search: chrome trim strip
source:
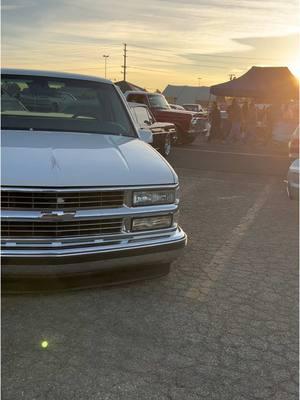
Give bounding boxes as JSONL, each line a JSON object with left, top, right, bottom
{"left": 1, "top": 225, "right": 178, "bottom": 247}
{"left": 1, "top": 226, "right": 178, "bottom": 245}
{"left": 1, "top": 228, "right": 185, "bottom": 257}
{"left": 1, "top": 184, "right": 178, "bottom": 192}
{"left": 1, "top": 204, "right": 178, "bottom": 220}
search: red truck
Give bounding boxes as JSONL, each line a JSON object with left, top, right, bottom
{"left": 124, "top": 91, "right": 207, "bottom": 144}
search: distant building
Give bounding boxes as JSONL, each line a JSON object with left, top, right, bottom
{"left": 163, "top": 85, "right": 215, "bottom": 106}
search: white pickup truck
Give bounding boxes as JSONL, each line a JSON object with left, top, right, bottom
{"left": 1, "top": 69, "right": 186, "bottom": 283}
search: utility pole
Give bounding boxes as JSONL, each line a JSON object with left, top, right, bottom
{"left": 103, "top": 55, "right": 109, "bottom": 79}
{"left": 198, "top": 77, "right": 201, "bottom": 86}
{"left": 122, "top": 43, "right": 127, "bottom": 81}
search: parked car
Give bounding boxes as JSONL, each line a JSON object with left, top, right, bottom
{"left": 286, "top": 158, "right": 299, "bottom": 200}
{"left": 169, "top": 104, "right": 185, "bottom": 111}
{"left": 1, "top": 69, "right": 187, "bottom": 283}
{"left": 124, "top": 91, "right": 205, "bottom": 144}
{"left": 128, "top": 102, "right": 176, "bottom": 157}
{"left": 288, "top": 126, "right": 299, "bottom": 159}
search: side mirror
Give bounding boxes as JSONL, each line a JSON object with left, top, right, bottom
{"left": 138, "top": 128, "right": 153, "bottom": 144}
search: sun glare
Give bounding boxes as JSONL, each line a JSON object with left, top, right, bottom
{"left": 289, "top": 58, "right": 300, "bottom": 78}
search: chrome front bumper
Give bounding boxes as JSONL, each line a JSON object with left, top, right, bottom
{"left": 2, "top": 227, "right": 186, "bottom": 277}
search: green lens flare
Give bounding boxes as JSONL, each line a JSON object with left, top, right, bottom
{"left": 41, "top": 340, "right": 49, "bottom": 349}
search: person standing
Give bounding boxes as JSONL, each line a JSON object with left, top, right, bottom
{"left": 208, "top": 102, "right": 221, "bottom": 142}
{"left": 241, "top": 101, "right": 249, "bottom": 141}
{"left": 245, "top": 101, "right": 257, "bottom": 143}
{"left": 227, "top": 99, "right": 241, "bottom": 142}
{"left": 264, "top": 104, "right": 275, "bottom": 145}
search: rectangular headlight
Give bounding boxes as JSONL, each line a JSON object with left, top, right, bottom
{"left": 133, "top": 190, "right": 176, "bottom": 206}
{"left": 132, "top": 215, "right": 172, "bottom": 231}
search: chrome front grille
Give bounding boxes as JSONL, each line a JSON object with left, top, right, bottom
{"left": 1, "top": 190, "right": 125, "bottom": 211}
{"left": 1, "top": 185, "right": 179, "bottom": 257}
{"left": 1, "top": 219, "right": 123, "bottom": 239}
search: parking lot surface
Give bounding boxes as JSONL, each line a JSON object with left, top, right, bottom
{"left": 2, "top": 166, "right": 299, "bottom": 400}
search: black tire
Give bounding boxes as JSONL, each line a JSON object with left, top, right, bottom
{"left": 174, "top": 129, "right": 186, "bottom": 145}
{"left": 182, "top": 135, "right": 197, "bottom": 145}
{"left": 175, "top": 128, "right": 197, "bottom": 145}
{"left": 161, "top": 133, "right": 172, "bottom": 157}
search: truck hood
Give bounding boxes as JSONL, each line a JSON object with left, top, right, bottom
{"left": 151, "top": 122, "right": 175, "bottom": 130}
{"left": 156, "top": 108, "right": 193, "bottom": 118}
{"left": 1, "top": 130, "right": 176, "bottom": 187}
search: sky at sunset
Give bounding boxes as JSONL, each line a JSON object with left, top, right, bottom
{"left": 2, "top": 0, "right": 299, "bottom": 90}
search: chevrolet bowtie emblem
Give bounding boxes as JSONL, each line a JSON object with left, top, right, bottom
{"left": 41, "top": 210, "right": 75, "bottom": 219}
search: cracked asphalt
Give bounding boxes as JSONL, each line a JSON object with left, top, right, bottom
{"left": 2, "top": 167, "right": 299, "bottom": 400}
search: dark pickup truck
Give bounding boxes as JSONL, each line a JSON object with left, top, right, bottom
{"left": 125, "top": 91, "right": 206, "bottom": 144}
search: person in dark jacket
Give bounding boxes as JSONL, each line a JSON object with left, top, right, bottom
{"left": 245, "top": 101, "right": 257, "bottom": 143}
{"left": 241, "top": 101, "right": 249, "bottom": 140}
{"left": 264, "top": 104, "right": 275, "bottom": 145}
{"left": 227, "top": 99, "right": 241, "bottom": 142}
{"left": 208, "top": 102, "right": 221, "bottom": 142}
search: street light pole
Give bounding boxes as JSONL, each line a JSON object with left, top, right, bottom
{"left": 103, "top": 55, "right": 109, "bottom": 78}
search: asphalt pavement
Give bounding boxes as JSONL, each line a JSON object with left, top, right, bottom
{"left": 2, "top": 143, "right": 299, "bottom": 400}
{"left": 169, "top": 137, "right": 290, "bottom": 177}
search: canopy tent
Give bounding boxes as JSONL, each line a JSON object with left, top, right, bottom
{"left": 115, "top": 80, "right": 146, "bottom": 93}
{"left": 210, "top": 66, "right": 299, "bottom": 101}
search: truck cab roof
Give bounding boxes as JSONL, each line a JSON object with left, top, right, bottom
{"left": 2, "top": 68, "right": 112, "bottom": 85}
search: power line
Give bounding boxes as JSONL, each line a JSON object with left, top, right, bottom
{"left": 126, "top": 52, "right": 264, "bottom": 70}
{"left": 128, "top": 51, "right": 272, "bottom": 69}
{"left": 129, "top": 43, "right": 281, "bottom": 61}
{"left": 129, "top": 65, "right": 171, "bottom": 74}
{"left": 130, "top": 62, "right": 234, "bottom": 71}
{"left": 129, "top": 43, "right": 174, "bottom": 53}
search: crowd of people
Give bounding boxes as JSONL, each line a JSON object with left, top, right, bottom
{"left": 208, "top": 99, "right": 276, "bottom": 145}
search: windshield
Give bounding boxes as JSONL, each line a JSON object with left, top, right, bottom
{"left": 148, "top": 94, "right": 170, "bottom": 110}
{"left": 1, "top": 75, "right": 136, "bottom": 137}
{"left": 184, "top": 105, "right": 198, "bottom": 112}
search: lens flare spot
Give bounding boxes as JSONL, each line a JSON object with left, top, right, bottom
{"left": 41, "top": 340, "right": 49, "bottom": 349}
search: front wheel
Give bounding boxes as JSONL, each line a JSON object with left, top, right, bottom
{"left": 175, "top": 128, "right": 197, "bottom": 145}
{"left": 161, "top": 133, "right": 172, "bottom": 157}
{"left": 182, "top": 134, "right": 197, "bottom": 144}
{"left": 174, "top": 128, "right": 187, "bottom": 145}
